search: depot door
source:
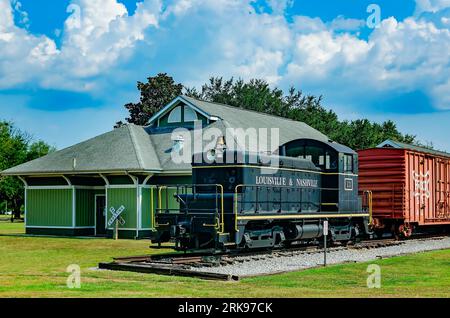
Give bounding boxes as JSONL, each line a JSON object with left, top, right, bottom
{"left": 95, "top": 195, "right": 106, "bottom": 236}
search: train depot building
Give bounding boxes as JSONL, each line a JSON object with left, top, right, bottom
{"left": 2, "top": 95, "right": 352, "bottom": 239}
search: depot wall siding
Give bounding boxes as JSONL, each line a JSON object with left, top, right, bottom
{"left": 140, "top": 187, "right": 154, "bottom": 229}
{"left": 107, "top": 187, "right": 137, "bottom": 229}
{"left": 26, "top": 188, "right": 73, "bottom": 227}
{"left": 75, "top": 189, "right": 104, "bottom": 227}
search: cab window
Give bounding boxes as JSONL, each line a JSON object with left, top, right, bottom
{"left": 343, "top": 154, "right": 353, "bottom": 173}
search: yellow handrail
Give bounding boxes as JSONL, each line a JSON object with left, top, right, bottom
{"left": 155, "top": 184, "right": 225, "bottom": 233}
{"left": 234, "top": 185, "right": 244, "bottom": 232}
{"left": 150, "top": 186, "right": 155, "bottom": 229}
{"left": 215, "top": 184, "right": 225, "bottom": 234}
{"left": 203, "top": 217, "right": 220, "bottom": 230}
{"left": 158, "top": 185, "right": 167, "bottom": 214}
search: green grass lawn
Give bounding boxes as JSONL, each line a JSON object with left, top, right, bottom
{"left": 0, "top": 222, "right": 449, "bottom": 298}
{"left": 0, "top": 216, "right": 24, "bottom": 234}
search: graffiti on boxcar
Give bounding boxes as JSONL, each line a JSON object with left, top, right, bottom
{"left": 412, "top": 170, "right": 430, "bottom": 205}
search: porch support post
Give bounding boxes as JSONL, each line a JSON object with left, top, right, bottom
{"left": 18, "top": 176, "right": 28, "bottom": 226}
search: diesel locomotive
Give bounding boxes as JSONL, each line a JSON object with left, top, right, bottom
{"left": 152, "top": 138, "right": 372, "bottom": 251}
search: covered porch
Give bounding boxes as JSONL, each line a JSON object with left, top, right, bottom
{"left": 20, "top": 173, "right": 191, "bottom": 239}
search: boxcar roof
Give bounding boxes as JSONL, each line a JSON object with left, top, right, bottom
{"left": 377, "top": 140, "right": 450, "bottom": 159}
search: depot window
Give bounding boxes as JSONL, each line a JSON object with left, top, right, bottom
{"left": 184, "top": 107, "right": 198, "bottom": 122}
{"left": 168, "top": 106, "right": 182, "bottom": 123}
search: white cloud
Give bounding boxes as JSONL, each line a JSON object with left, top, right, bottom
{"left": 0, "top": 0, "right": 161, "bottom": 91}
{"left": 286, "top": 31, "right": 370, "bottom": 82}
{"left": 155, "top": 0, "right": 291, "bottom": 86}
{"left": 53, "top": 0, "right": 161, "bottom": 85}
{"left": 0, "top": 0, "right": 14, "bottom": 30}
{"left": 0, "top": 0, "right": 449, "bottom": 113}
{"left": 292, "top": 16, "right": 327, "bottom": 33}
{"left": 0, "top": 0, "right": 59, "bottom": 88}
{"left": 329, "top": 15, "right": 365, "bottom": 32}
{"left": 236, "top": 48, "right": 284, "bottom": 84}
{"left": 265, "top": 0, "right": 293, "bottom": 15}
{"left": 285, "top": 14, "right": 450, "bottom": 110}
{"left": 415, "top": 0, "right": 450, "bottom": 14}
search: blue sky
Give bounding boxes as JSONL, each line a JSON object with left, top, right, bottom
{"left": 0, "top": 0, "right": 449, "bottom": 152}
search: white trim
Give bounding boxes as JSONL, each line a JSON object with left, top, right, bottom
{"left": 142, "top": 174, "right": 152, "bottom": 186}
{"left": 24, "top": 186, "right": 27, "bottom": 226}
{"left": 107, "top": 185, "right": 138, "bottom": 189}
{"left": 26, "top": 226, "right": 95, "bottom": 229}
{"left": 99, "top": 174, "right": 110, "bottom": 186}
{"left": 18, "top": 177, "right": 28, "bottom": 226}
{"left": 141, "top": 185, "right": 158, "bottom": 189}
{"left": 106, "top": 227, "right": 139, "bottom": 231}
{"left": 62, "top": 175, "right": 72, "bottom": 186}
{"left": 146, "top": 96, "right": 212, "bottom": 126}
{"left": 105, "top": 188, "right": 108, "bottom": 234}
{"left": 27, "top": 186, "right": 74, "bottom": 190}
{"left": 137, "top": 185, "right": 141, "bottom": 236}
{"left": 72, "top": 187, "right": 76, "bottom": 227}
{"left": 18, "top": 176, "right": 28, "bottom": 186}
{"left": 74, "top": 186, "right": 105, "bottom": 190}
{"left": 2, "top": 170, "right": 163, "bottom": 177}
{"left": 344, "top": 178, "right": 354, "bottom": 191}
{"left": 126, "top": 172, "right": 138, "bottom": 186}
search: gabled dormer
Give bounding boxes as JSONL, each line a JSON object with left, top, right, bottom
{"left": 146, "top": 96, "right": 217, "bottom": 131}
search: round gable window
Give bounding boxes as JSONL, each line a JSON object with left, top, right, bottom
{"left": 168, "top": 106, "right": 182, "bottom": 123}
{"left": 184, "top": 106, "right": 198, "bottom": 122}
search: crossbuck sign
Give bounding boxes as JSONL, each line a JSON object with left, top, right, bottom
{"left": 107, "top": 205, "right": 126, "bottom": 227}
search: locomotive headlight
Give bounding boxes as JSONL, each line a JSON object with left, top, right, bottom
{"left": 206, "top": 149, "right": 216, "bottom": 162}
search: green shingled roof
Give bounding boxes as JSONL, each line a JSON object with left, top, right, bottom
{"left": 1, "top": 124, "right": 162, "bottom": 175}
{"left": 180, "top": 96, "right": 329, "bottom": 145}
{"left": 2, "top": 95, "right": 335, "bottom": 176}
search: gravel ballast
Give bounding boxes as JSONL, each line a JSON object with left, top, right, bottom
{"left": 190, "top": 237, "right": 450, "bottom": 277}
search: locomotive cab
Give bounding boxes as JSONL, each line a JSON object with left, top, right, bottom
{"left": 280, "top": 139, "right": 360, "bottom": 213}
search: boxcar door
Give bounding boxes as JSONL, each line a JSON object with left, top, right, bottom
{"left": 95, "top": 195, "right": 106, "bottom": 236}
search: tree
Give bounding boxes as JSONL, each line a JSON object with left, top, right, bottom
{"left": 119, "top": 73, "right": 416, "bottom": 150}
{"left": 185, "top": 77, "right": 416, "bottom": 150}
{"left": 115, "top": 73, "right": 183, "bottom": 127}
{"left": 0, "top": 121, "right": 54, "bottom": 220}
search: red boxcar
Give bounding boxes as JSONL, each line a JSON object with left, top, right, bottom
{"left": 358, "top": 141, "right": 450, "bottom": 237}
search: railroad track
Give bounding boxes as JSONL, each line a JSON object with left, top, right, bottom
{"left": 98, "top": 234, "right": 449, "bottom": 281}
